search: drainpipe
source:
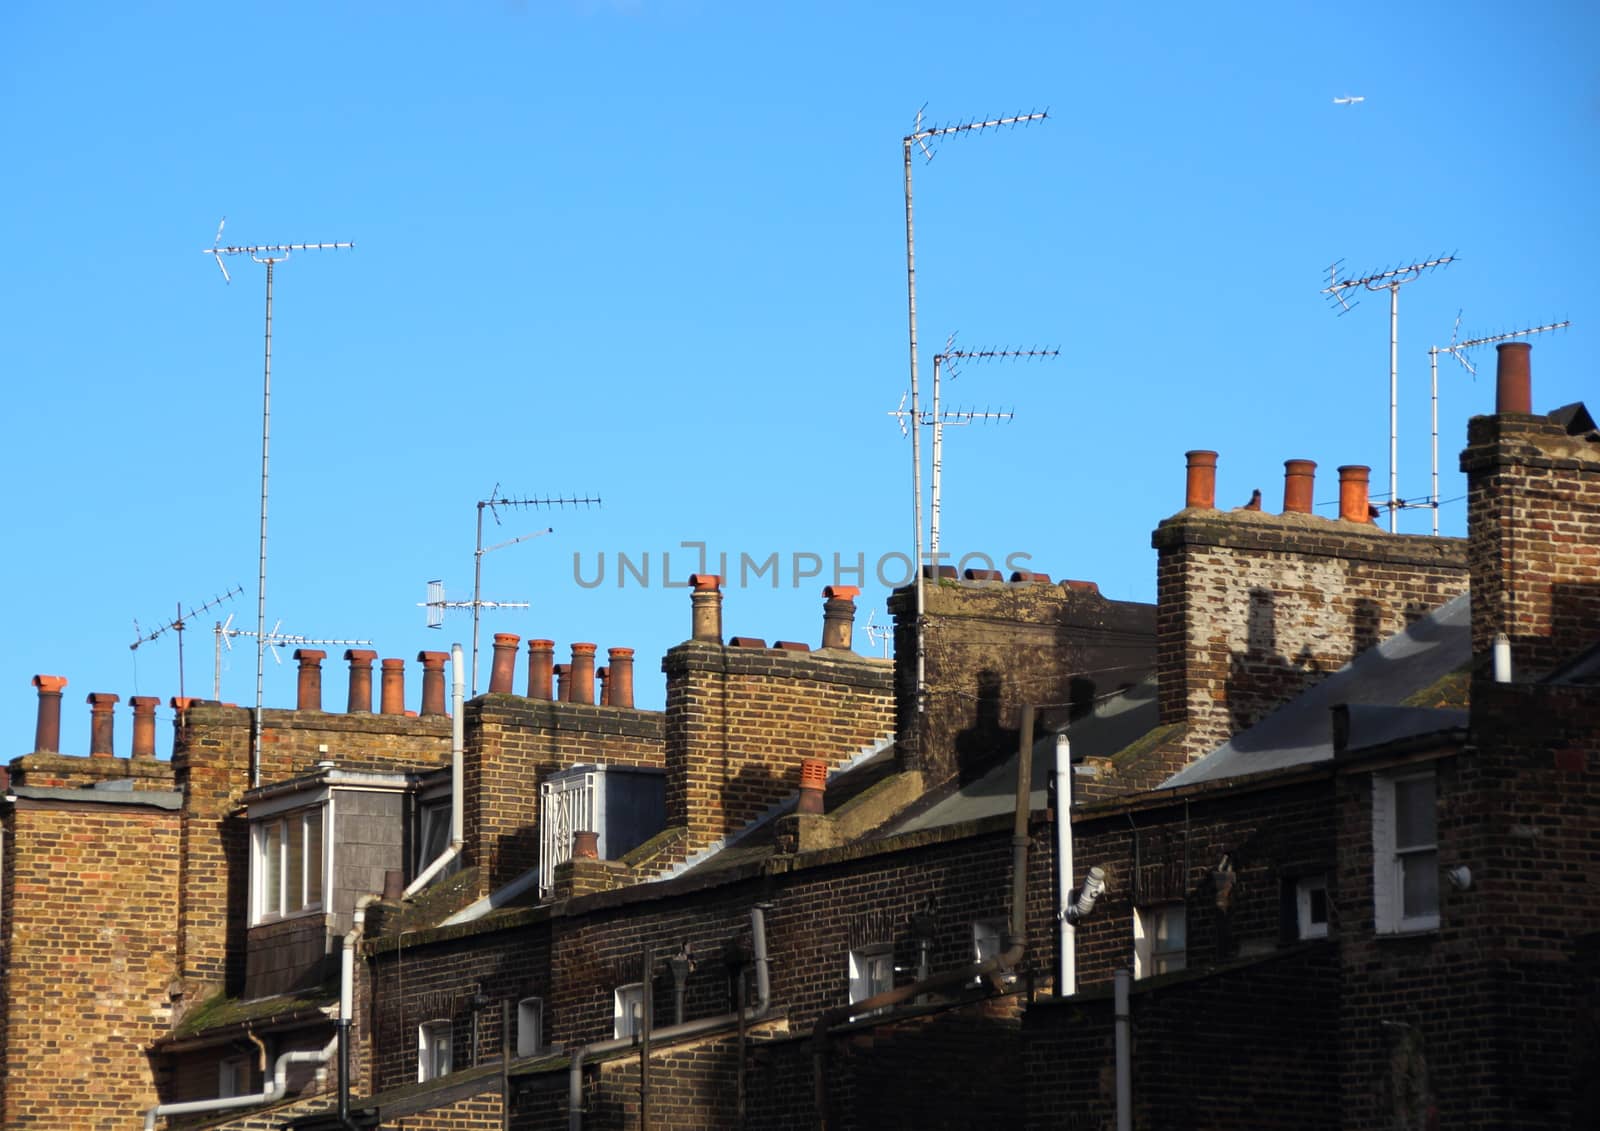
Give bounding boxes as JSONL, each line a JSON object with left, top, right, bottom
{"left": 405, "top": 642, "right": 465, "bottom": 898}
{"left": 569, "top": 904, "right": 772, "bottom": 1131}
{"left": 812, "top": 705, "right": 1036, "bottom": 1130}
{"left": 142, "top": 1037, "right": 338, "bottom": 1130}
{"left": 1115, "top": 969, "right": 1132, "bottom": 1131}
{"left": 1054, "top": 733, "right": 1076, "bottom": 996}
{"left": 340, "top": 891, "right": 382, "bottom": 1127}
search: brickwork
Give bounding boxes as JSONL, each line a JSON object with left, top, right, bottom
{"left": 888, "top": 577, "right": 1156, "bottom": 787}
{"left": 1152, "top": 508, "right": 1467, "bottom": 766}
{"left": 1462, "top": 411, "right": 1600, "bottom": 676}
{"left": 464, "top": 696, "right": 665, "bottom": 896}
{"left": 8, "top": 750, "right": 175, "bottom": 790}
{"left": 0, "top": 798, "right": 181, "bottom": 1129}
{"left": 661, "top": 642, "right": 893, "bottom": 854}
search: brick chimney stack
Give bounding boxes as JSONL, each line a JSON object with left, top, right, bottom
{"left": 690, "top": 574, "right": 723, "bottom": 643}
{"left": 32, "top": 674, "right": 67, "bottom": 753}
{"left": 87, "top": 692, "right": 119, "bottom": 757}
{"left": 526, "top": 639, "right": 555, "bottom": 700}
{"left": 293, "top": 649, "right": 326, "bottom": 711}
{"left": 345, "top": 649, "right": 377, "bottom": 713}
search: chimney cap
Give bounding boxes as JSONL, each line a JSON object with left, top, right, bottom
{"left": 823, "top": 585, "right": 860, "bottom": 601}
{"left": 690, "top": 574, "right": 722, "bottom": 593}
{"left": 32, "top": 674, "right": 67, "bottom": 693}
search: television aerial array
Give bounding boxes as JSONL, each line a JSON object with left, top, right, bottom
{"left": 213, "top": 614, "right": 374, "bottom": 701}
{"left": 130, "top": 586, "right": 243, "bottom": 700}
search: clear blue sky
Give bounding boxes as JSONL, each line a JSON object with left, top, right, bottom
{"left": 3, "top": 1, "right": 1595, "bottom": 753}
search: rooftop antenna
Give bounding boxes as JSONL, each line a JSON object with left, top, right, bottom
{"left": 903, "top": 105, "right": 1048, "bottom": 721}
{"left": 213, "top": 613, "right": 373, "bottom": 700}
{"left": 130, "top": 586, "right": 243, "bottom": 700}
{"left": 862, "top": 611, "right": 893, "bottom": 660}
{"left": 417, "top": 579, "right": 530, "bottom": 686}
{"left": 205, "top": 218, "right": 354, "bottom": 786}
{"left": 466, "top": 486, "right": 601, "bottom": 695}
{"left": 1321, "top": 253, "right": 1456, "bottom": 532}
{"left": 1425, "top": 316, "right": 1571, "bottom": 535}
{"left": 928, "top": 338, "right": 1056, "bottom": 561}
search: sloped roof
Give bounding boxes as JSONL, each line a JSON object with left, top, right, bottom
{"left": 1162, "top": 592, "right": 1470, "bottom": 789}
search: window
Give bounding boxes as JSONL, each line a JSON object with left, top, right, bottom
{"left": 1133, "top": 903, "right": 1186, "bottom": 979}
{"left": 417, "top": 797, "right": 451, "bottom": 873}
{"left": 218, "top": 1055, "right": 251, "bottom": 1098}
{"left": 1374, "top": 771, "right": 1439, "bottom": 933}
{"left": 516, "top": 997, "right": 544, "bottom": 1057}
{"left": 848, "top": 946, "right": 894, "bottom": 1018}
{"left": 614, "top": 983, "right": 644, "bottom": 1040}
{"left": 1296, "top": 875, "right": 1329, "bottom": 939}
{"left": 252, "top": 806, "right": 324, "bottom": 923}
{"left": 971, "top": 920, "right": 1005, "bottom": 965}
{"left": 418, "top": 1020, "right": 451, "bottom": 1082}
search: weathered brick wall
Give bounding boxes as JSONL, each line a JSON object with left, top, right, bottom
{"left": 1024, "top": 942, "right": 1339, "bottom": 1130}
{"left": 1151, "top": 509, "right": 1467, "bottom": 767}
{"left": 464, "top": 697, "right": 665, "bottom": 896}
{"left": 661, "top": 642, "right": 893, "bottom": 853}
{"left": 887, "top": 577, "right": 1156, "bottom": 787}
{"left": 1462, "top": 412, "right": 1600, "bottom": 676}
{"left": 7, "top": 750, "right": 176, "bottom": 790}
{"left": 0, "top": 799, "right": 180, "bottom": 1129}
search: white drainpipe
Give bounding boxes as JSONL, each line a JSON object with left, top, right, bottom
{"left": 1054, "top": 733, "right": 1076, "bottom": 996}
{"left": 405, "top": 642, "right": 465, "bottom": 897}
{"left": 143, "top": 1036, "right": 338, "bottom": 1131}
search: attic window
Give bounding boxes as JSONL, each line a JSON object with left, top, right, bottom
{"left": 251, "top": 805, "right": 325, "bottom": 924}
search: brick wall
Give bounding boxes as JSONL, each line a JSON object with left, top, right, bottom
{"left": 1462, "top": 410, "right": 1600, "bottom": 677}
{"left": 0, "top": 798, "right": 180, "bottom": 1129}
{"left": 661, "top": 642, "right": 893, "bottom": 855}
{"left": 464, "top": 697, "right": 665, "bottom": 896}
{"left": 888, "top": 577, "right": 1156, "bottom": 787}
{"left": 1151, "top": 508, "right": 1467, "bottom": 768}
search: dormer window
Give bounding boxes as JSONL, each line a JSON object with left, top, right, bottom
{"left": 252, "top": 805, "right": 325, "bottom": 924}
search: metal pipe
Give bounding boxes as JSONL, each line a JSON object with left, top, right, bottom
{"left": 640, "top": 944, "right": 653, "bottom": 1131}
{"left": 1054, "top": 733, "right": 1076, "bottom": 996}
{"left": 1011, "top": 704, "right": 1034, "bottom": 946}
{"left": 405, "top": 642, "right": 465, "bottom": 898}
{"left": 252, "top": 259, "right": 274, "bottom": 788}
{"left": 1430, "top": 345, "right": 1440, "bottom": 536}
{"left": 1115, "top": 969, "right": 1132, "bottom": 1131}
{"left": 1388, "top": 283, "right": 1399, "bottom": 533}
{"left": 569, "top": 905, "right": 772, "bottom": 1131}
{"left": 144, "top": 1037, "right": 337, "bottom": 1130}
{"left": 904, "top": 135, "right": 927, "bottom": 739}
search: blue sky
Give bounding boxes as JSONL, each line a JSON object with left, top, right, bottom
{"left": 3, "top": 1, "right": 1595, "bottom": 752}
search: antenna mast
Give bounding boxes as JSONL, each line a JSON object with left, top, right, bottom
{"left": 130, "top": 586, "right": 242, "bottom": 700}
{"left": 213, "top": 614, "right": 374, "bottom": 700}
{"left": 1426, "top": 317, "right": 1571, "bottom": 534}
{"left": 1321, "top": 254, "right": 1456, "bottom": 532}
{"left": 205, "top": 219, "right": 354, "bottom": 786}
{"left": 902, "top": 106, "right": 1047, "bottom": 722}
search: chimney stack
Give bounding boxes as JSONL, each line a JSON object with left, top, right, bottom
{"left": 87, "top": 692, "right": 119, "bottom": 758}
{"left": 1282, "top": 459, "right": 1316, "bottom": 515}
{"left": 553, "top": 664, "right": 571, "bottom": 701}
{"left": 820, "top": 586, "right": 860, "bottom": 651}
{"left": 526, "top": 639, "right": 555, "bottom": 700}
{"left": 569, "top": 643, "right": 597, "bottom": 705}
{"left": 1338, "top": 465, "right": 1372, "bottom": 524}
{"left": 1496, "top": 341, "right": 1532, "bottom": 414}
{"left": 489, "top": 633, "right": 519, "bottom": 694}
{"left": 380, "top": 659, "right": 406, "bottom": 715}
{"left": 130, "top": 695, "right": 160, "bottom": 759}
{"left": 608, "top": 647, "right": 635, "bottom": 709}
{"left": 797, "top": 757, "right": 828, "bottom": 815}
{"left": 345, "top": 649, "right": 378, "bottom": 713}
{"left": 690, "top": 574, "right": 723, "bottom": 643}
{"left": 1185, "top": 450, "right": 1218, "bottom": 509}
{"left": 418, "top": 651, "right": 449, "bottom": 717}
{"left": 32, "top": 674, "right": 67, "bottom": 753}
{"left": 293, "top": 649, "right": 326, "bottom": 712}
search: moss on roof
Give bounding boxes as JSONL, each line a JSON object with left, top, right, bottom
{"left": 1400, "top": 661, "right": 1472, "bottom": 710}
{"left": 171, "top": 981, "right": 336, "bottom": 1040}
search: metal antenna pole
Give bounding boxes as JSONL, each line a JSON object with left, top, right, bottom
{"left": 130, "top": 586, "right": 243, "bottom": 700}
{"left": 1321, "top": 254, "right": 1455, "bottom": 532}
{"left": 902, "top": 107, "right": 1047, "bottom": 719}
{"left": 205, "top": 221, "right": 354, "bottom": 785}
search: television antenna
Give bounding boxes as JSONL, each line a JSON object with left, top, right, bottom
{"left": 1321, "top": 253, "right": 1456, "bottom": 532}
{"left": 212, "top": 614, "right": 373, "bottom": 700}
{"left": 130, "top": 586, "right": 243, "bottom": 700}
{"left": 862, "top": 611, "right": 892, "bottom": 659}
{"left": 1423, "top": 316, "right": 1571, "bottom": 534}
{"left": 204, "top": 218, "right": 354, "bottom": 786}
{"left": 902, "top": 105, "right": 1048, "bottom": 718}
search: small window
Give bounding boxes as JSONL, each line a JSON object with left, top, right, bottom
{"left": 1133, "top": 903, "right": 1186, "bottom": 979}
{"left": 971, "top": 920, "right": 1005, "bottom": 965}
{"left": 516, "top": 997, "right": 544, "bottom": 1057}
{"left": 418, "top": 1020, "right": 452, "bottom": 1082}
{"left": 848, "top": 946, "right": 894, "bottom": 1018}
{"left": 614, "top": 983, "right": 644, "bottom": 1040}
{"left": 1373, "top": 772, "right": 1439, "bottom": 933}
{"left": 417, "top": 798, "right": 451, "bottom": 873}
{"left": 218, "top": 1054, "right": 252, "bottom": 1098}
{"left": 252, "top": 806, "right": 325, "bottom": 924}
{"left": 1296, "top": 876, "right": 1329, "bottom": 939}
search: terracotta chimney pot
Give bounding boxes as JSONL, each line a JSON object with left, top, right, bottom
{"left": 553, "top": 663, "right": 572, "bottom": 702}
{"left": 526, "top": 639, "right": 555, "bottom": 700}
{"left": 1283, "top": 459, "right": 1317, "bottom": 516}
{"left": 87, "top": 692, "right": 120, "bottom": 758}
{"left": 1185, "top": 450, "right": 1219, "bottom": 510}
{"left": 380, "top": 659, "right": 406, "bottom": 715}
{"left": 596, "top": 666, "right": 611, "bottom": 706}
{"left": 344, "top": 649, "right": 378, "bottom": 713}
{"left": 797, "top": 757, "right": 828, "bottom": 815}
{"left": 1338, "top": 465, "right": 1372, "bottom": 524}
{"left": 569, "top": 643, "right": 597, "bottom": 705}
{"left": 689, "top": 574, "right": 723, "bottom": 644}
{"left": 607, "top": 647, "right": 635, "bottom": 709}
{"left": 293, "top": 649, "right": 326, "bottom": 712}
{"left": 820, "top": 586, "right": 858, "bottom": 651}
{"left": 1496, "top": 341, "right": 1532, "bottom": 414}
{"left": 417, "top": 651, "right": 449, "bottom": 717}
{"left": 489, "top": 633, "right": 520, "bottom": 694}
{"left": 572, "top": 830, "right": 600, "bottom": 860}
{"left": 130, "top": 695, "right": 160, "bottom": 760}
{"left": 32, "top": 674, "right": 67, "bottom": 754}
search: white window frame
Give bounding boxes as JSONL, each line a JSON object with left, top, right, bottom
{"left": 516, "top": 996, "right": 544, "bottom": 1057}
{"left": 1296, "top": 875, "right": 1330, "bottom": 939}
{"left": 614, "top": 983, "right": 644, "bottom": 1040}
{"left": 1373, "top": 771, "right": 1440, "bottom": 934}
{"left": 418, "top": 1019, "right": 452, "bottom": 1082}
{"left": 847, "top": 945, "right": 894, "bottom": 1018}
{"left": 971, "top": 919, "right": 1005, "bottom": 965}
{"left": 1133, "top": 903, "right": 1186, "bottom": 979}
{"left": 218, "top": 1054, "right": 251, "bottom": 1098}
{"left": 251, "top": 804, "right": 326, "bottom": 925}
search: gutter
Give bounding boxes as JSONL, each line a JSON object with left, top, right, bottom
{"left": 568, "top": 903, "right": 772, "bottom": 1131}
{"left": 405, "top": 642, "right": 465, "bottom": 897}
